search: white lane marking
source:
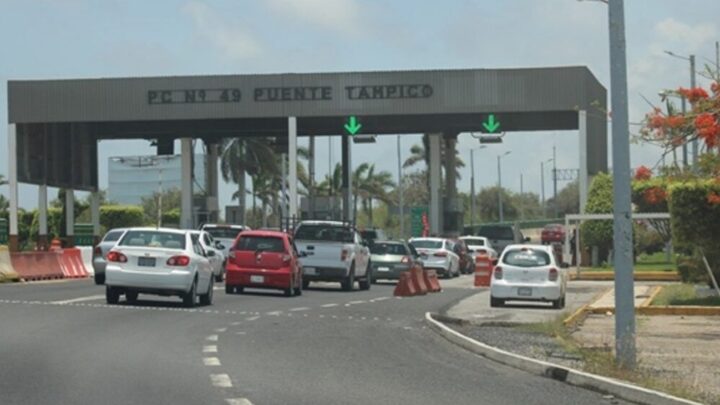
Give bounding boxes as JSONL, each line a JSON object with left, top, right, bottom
{"left": 235, "top": 331, "right": 247, "bottom": 335}
{"left": 206, "top": 335, "right": 219, "bottom": 342}
{"left": 348, "top": 300, "right": 365, "bottom": 305}
{"left": 210, "top": 374, "right": 233, "bottom": 388}
{"left": 373, "top": 317, "right": 380, "bottom": 321}
{"left": 213, "top": 286, "right": 224, "bottom": 291}
{"left": 321, "top": 303, "right": 338, "bottom": 308}
{"left": 231, "top": 322, "right": 242, "bottom": 326}
{"left": 215, "top": 328, "right": 227, "bottom": 333}
{"left": 266, "top": 311, "right": 283, "bottom": 316}
{"left": 319, "top": 315, "right": 325, "bottom": 319}
{"left": 203, "top": 345, "right": 218, "bottom": 353}
{"left": 203, "top": 357, "right": 221, "bottom": 366}
{"left": 375, "top": 296, "right": 390, "bottom": 302}
{"left": 290, "top": 307, "right": 310, "bottom": 312}
{"left": 246, "top": 316, "right": 260, "bottom": 321}
{"left": 226, "top": 399, "right": 254, "bottom": 405}
{"left": 49, "top": 295, "right": 105, "bottom": 305}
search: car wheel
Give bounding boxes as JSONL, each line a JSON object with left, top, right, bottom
{"left": 183, "top": 279, "right": 197, "bottom": 308}
{"left": 94, "top": 273, "right": 105, "bottom": 285}
{"left": 341, "top": 266, "right": 355, "bottom": 291}
{"left": 552, "top": 297, "right": 562, "bottom": 309}
{"left": 214, "top": 271, "right": 224, "bottom": 283}
{"left": 490, "top": 296, "right": 504, "bottom": 308}
{"left": 559, "top": 295, "right": 566, "bottom": 309}
{"left": 125, "top": 290, "right": 138, "bottom": 304}
{"left": 106, "top": 286, "right": 120, "bottom": 305}
{"left": 200, "top": 278, "right": 214, "bottom": 306}
{"left": 284, "top": 279, "right": 294, "bottom": 297}
{"left": 302, "top": 279, "right": 310, "bottom": 289}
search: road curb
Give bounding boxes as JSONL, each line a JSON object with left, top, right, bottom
{"left": 563, "top": 287, "right": 613, "bottom": 327}
{"left": 425, "top": 312, "right": 700, "bottom": 405}
{"left": 589, "top": 306, "right": 720, "bottom": 316}
{"left": 640, "top": 286, "right": 663, "bottom": 308}
{"left": 569, "top": 272, "right": 680, "bottom": 282}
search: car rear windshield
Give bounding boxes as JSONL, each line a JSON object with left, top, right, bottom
{"left": 544, "top": 224, "right": 563, "bottom": 230}
{"left": 410, "top": 240, "right": 443, "bottom": 249}
{"left": 370, "top": 243, "right": 407, "bottom": 255}
{"left": 103, "top": 230, "right": 124, "bottom": 243}
{"left": 478, "top": 226, "right": 514, "bottom": 240}
{"left": 462, "top": 238, "right": 485, "bottom": 247}
{"left": 204, "top": 227, "right": 244, "bottom": 239}
{"left": 295, "top": 225, "right": 353, "bottom": 243}
{"left": 235, "top": 236, "right": 286, "bottom": 253}
{"left": 119, "top": 231, "right": 186, "bottom": 250}
{"left": 360, "top": 230, "right": 378, "bottom": 240}
{"left": 502, "top": 249, "right": 551, "bottom": 267}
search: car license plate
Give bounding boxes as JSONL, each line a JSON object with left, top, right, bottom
{"left": 250, "top": 275, "right": 264, "bottom": 283}
{"left": 138, "top": 257, "right": 156, "bottom": 267}
{"left": 518, "top": 287, "right": 532, "bottom": 297}
{"left": 304, "top": 267, "right": 316, "bottom": 276}
{"left": 378, "top": 267, "right": 390, "bottom": 272}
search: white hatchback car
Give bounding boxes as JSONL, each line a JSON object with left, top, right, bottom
{"left": 104, "top": 228, "right": 215, "bottom": 307}
{"left": 490, "top": 244, "right": 568, "bottom": 309}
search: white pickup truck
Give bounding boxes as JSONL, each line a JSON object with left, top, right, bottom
{"left": 294, "top": 221, "right": 371, "bottom": 291}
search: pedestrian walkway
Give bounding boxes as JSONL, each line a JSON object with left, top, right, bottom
{"left": 587, "top": 285, "right": 655, "bottom": 310}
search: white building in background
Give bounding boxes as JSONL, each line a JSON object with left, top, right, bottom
{"left": 108, "top": 155, "right": 206, "bottom": 205}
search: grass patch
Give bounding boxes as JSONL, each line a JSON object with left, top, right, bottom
{"left": 523, "top": 317, "right": 714, "bottom": 403}
{"left": 651, "top": 284, "right": 720, "bottom": 306}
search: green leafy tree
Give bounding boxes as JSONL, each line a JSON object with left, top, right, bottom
{"left": 546, "top": 181, "right": 580, "bottom": 218}
{"left": 476, "top": 186, "right": 518, "bottom": 223}
{"left": 580, "top": 173, "right": 614, "bottom": 260}
{"left": 141, "top": 188, "right": 181, "bottom": 226}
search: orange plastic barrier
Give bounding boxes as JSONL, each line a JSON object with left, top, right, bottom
{"left": 393, "top": 272, "right": 417, "bottom": 297}
{"left": 10, "top": 252, "right": 64, "bottom": 281}
{"left": 409, "top": 265, "right": 428, "bottom": 295}
{"left": 474, "top": 254, "right": 492, "bottom": 287}
{"left": 423, "top": 269, "right": 442, "bottom": 292}
{"left": 58, "top": 248, "right": 89, "bottom": 279}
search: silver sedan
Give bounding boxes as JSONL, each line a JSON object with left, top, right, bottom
{"left": 104, "top": 228, "right": 215, "bottom": 307}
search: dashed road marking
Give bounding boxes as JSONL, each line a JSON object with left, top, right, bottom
{"left": 246, "top": 316, "right": 260, "bottom": 321}
{"left": 203, "top": 345, "right": 218, "bottom": 353}
{"left": 49, "top": 295, "right": 105, "bottom": 305}
{"left": 226, "top": 399, "right": 254, "bottom": 405}
{"left": 230, "top": 322, "right": 242, "bottom": 326}
{"left": 203, "top": 357, "right": 221, "bottom": 366}
{"left": 267, "top": 311, "right": 283, "bottom": 316}
{"left": 206, "top": 335, "right": 219, "bottom": 342}
{"left": 235, "top": 331, "right": 247, "bottom": 335}
{"left": 215, "top": 328, "right": 228, "bottom": 333}
{"left": 321, "top": 303, "right": 338, "bottom": 308}
{"left": 210, "top": 374, "right": 233, "bottom": 388}
{"left": 348, "top": 300, "right": 366, "bottom": 305}
{"left": 290, "top": 307, "right": 310, "bottom": 312}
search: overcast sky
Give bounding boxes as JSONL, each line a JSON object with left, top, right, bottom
{"left": 1, "top": 0, "right": 718, "bottom": 209}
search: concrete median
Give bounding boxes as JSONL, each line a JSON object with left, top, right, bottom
{"left": 0, "top": 246, "right": 20, "bottom": 282}
{"left": 10, "top": 251, "right": 65, "bottom": 281}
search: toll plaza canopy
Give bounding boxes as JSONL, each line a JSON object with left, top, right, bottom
{"left": 6, "top": 66, "right": 607, "bottom": 247}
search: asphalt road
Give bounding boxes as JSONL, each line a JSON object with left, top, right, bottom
{"left": 0, "top": 276, "right": 626, "bottom": 405}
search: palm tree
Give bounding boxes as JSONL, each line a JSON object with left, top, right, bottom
{"left": 403, "top": 135, "right": 465, "bottom": 179}
{"left": 358, "top": 165, "right": 395, "bottom": 226}
{"left": 0, "top": 174, "right": 7, "bottom": 186}
{"left": 221, "top": 137, "right": 280, "bottom": 224}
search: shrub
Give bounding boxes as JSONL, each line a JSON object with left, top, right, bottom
{"left": 100, "top": 205, "right": 144, "bottom": 231}
{"left": 580, "top": 173, "right": 614, "bottom": 259}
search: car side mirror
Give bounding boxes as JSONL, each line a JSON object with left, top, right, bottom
{"left": 207, "top": 250, "right": 216, "bottom": 257}
{"left": 560, "top": 262, "right": 569, "bottom": 269}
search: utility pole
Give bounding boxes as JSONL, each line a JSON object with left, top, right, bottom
{"left": 470, "top": 149, "right": 476, "bottom": 228}
{"left": 519, "top": 173, "right": 524, "bottom": 220}
{"left": 540, "top": 158, "right": 551, "bottom": 218}
{"left": 309, "top": 136, "right": 315, "bottom": 219}
{"left": 690, "top": 54, "right": 698, "bottom": 167}
{"left": 157, "top": 166, "right": 163, "bottom": 228}
{"left": 608, "top": 0, "right": 636, "bottom": 369}
{"left": 552, "top": 145, "right": 558, "bottom": 219}
{"left": 397, "top": 135, "right": 404, "bottom": 238}
{"left": 497, "top": 151, "right": 511, "bottom": 223}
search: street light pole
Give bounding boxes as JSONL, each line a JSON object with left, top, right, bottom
{"left": 690, "top": 54, "right": 698, "bottom": 166}
{"left": 157, "top": 166, "right": 163, "bottom": 228}
{"left": 470, "top": 149, "right": 475, "bottom": 229}
{"left": 608, "top": 0, "right": 636, "bottom": 369}
{"left": 665, "top": 50, "right": 698, "bottom": 167}
{"left": 397, "top": 135, "right": 404, "bottom": 238}
{"left": 497, "top": 151, "right": 511, "bottom": 223}
{"left": 540, "top": 158, "right": 552, "bottom": 218}
{"left": 552, "top": 145, "right": 558, "bottom": 219}
{"left": 519, "top": 173, "right": 524, "bottom": 220}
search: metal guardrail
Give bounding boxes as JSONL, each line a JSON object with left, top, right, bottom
{"left": 463, "top": 218, "right": 566, "bottom": 234}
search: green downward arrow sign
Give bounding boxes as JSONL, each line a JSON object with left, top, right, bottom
{"left": 482, "top": 114, "right": 501, "bottom": 133}
{"left": 344, "top": 116, "right": 362, "bottom": 135}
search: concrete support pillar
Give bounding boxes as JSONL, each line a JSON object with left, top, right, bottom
{"left": 65, "top": 189, "right": 75, "bottom": 248}
{"left": 341, "top": 133, "right": 353, "bottom": 223}
{"left": 206, "top": 142, "right": 220, "bottom": 223}
{"left": 428, "top": 133, "right": 442, "bottom": 235}
{"left": 578, "top": 110, "right": 589, "bottom": 214}
{"left": 288, "top": 117, "right": 298, "bottom": 220}
{"left": 91, "top": 191, "right": 101, "bottom": 245}
{"left": 443, "top": 133, "right": 458, "bottom": 236}
{"left": 8, "top": 124, "right": 19, "bottom": 251}
{"left": 38, "top": 185, "right": 48, "bottom": 250}
{"left": 180, "top": 138, "right": 194, "bottom": 229}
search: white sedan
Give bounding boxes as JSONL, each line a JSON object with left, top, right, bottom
{"left": 459, "top": 236, "right": 498, "bottom": 260}
{"left": 104, "top": 228, "right": 215, "bottom": 307}
{"left": 408, "top": 237, "right": 460, "bottom": 279}
{"left": 490, "top": 244, "right": 568, "bottom": 309}
{"left": 190, "top": 230, "right": 226, "bottom": 282}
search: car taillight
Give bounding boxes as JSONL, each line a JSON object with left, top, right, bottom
{"left": 167, "top": 255, "right": 190, "bottom": 267}
{"left": 549, "top": 267, "right": 559, "bottom": 282}
{"left": 434, "top": 252, "right": 448, "bottom": 257}
{"left": 493, "top": 266, "right": 503, "bottom": 280}
{"left": 282, "top": 254, "right": 292, "bottom": 265}
{"left": 106, "top": 251, "right": 127, "bottom": 263}
{"left": 341, "top": 249, "right": 349, "bottom": 261}
{"left": 401, "top": 256, "right": 411, "bottom": 264}
{"left": 94, "top": 246, "right": 102, "bottom": 257}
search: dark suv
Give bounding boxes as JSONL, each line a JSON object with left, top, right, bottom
{"left": 476, "top": 224, "right": 528, "bottom": 254}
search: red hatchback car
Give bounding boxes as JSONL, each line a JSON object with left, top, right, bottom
{"left": 541, "top": 224, "right": 566, "bottom": 245}
{"left": 225, "top": 230, "right": 303, "bottom": 297}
